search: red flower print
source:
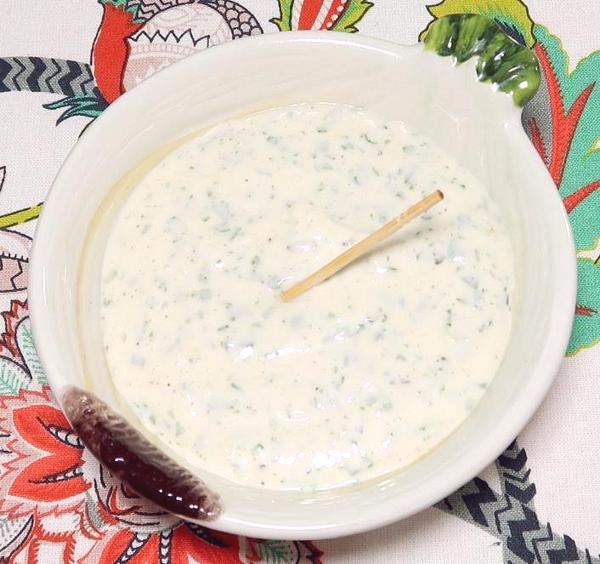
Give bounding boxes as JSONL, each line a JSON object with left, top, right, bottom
{"left": 0, "top": 387, "right": 89, "bottom": 518}
{"left": 9, "top": 404, "right": 88, "bottom": 502}
{"left": 26, "top": 527, "right": 78, "bottom": 564}
{"left": 168, "top": 525, "right": 240, "bottom": 564}
{"left": 92, "top": 523, "right": 241, "bottom": 564}
{"left": 93, "top": 0, "right": 144, "bottom": 103}
{"left": 272, "top": 0, "right": 373, "bottom": 32}
{"left": 97, "top": 529, "right": 160, "bottom": 564}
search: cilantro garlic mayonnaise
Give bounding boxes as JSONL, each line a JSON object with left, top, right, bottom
{"left": 100, "top": 103, "right": 513, "bottom": 490}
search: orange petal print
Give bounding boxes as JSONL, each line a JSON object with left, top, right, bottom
{"left": 297, "top": 0, "right": 348, "bottom": 29}
{"left": 98, "top": 529, "right": 159, "bottom": 564}
{"left": 170, "top": 525, "right": 241, "bottom": 564}
{"left": 97, "top": 525, "right": 241, "bottom": 564}
{"left": 297, "top": 0, "right": 322, "bottom": 28}
{"left": 106, "top": 483, "right": 142, "bottom": 516}
{"left": 26, "top": 527, "right": 78, "bottom": 564}
{"left": 9, "top": 405, "right": 88, "bottom": 502}
{"left": 92, "top": 1, "right": 144, "bottom": 103}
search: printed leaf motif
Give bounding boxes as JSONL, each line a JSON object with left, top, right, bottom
{"left": 271, "top": 0, "right": 373, "bottom": 32}
{"left": 333, "top": 0, "right": 373, "bottom": 33}
{"left": 258, "top": 540, "right": 300, "bottom": 564}
{"left": 99, "top": 0, "right": 144, "bottom": 23}
{"left": 0, "top": 301, "right": 29, "bottom": 362}
{"left": 0, "top": 55, "right": 102, "bottom": 127}
{"left": 0, "top": 356, "right": 30, "bottom": 396}
{"left": 271, "top": 0, "right": 293, "bottom": 31}
{"left": 43, "top": 93, "right": 108, "bottom": 125}
{"left": 16, "top": 318, "right": 47, "bottom": 385}
{"left": 0, "top": 514, "right": 33, "bottom": 561}
{"left": 423, "top": 0, "right": 535, "bottom": 47}
{"left": 569, "top": 259, "right": 600, "bottom": 355}
{"left": 0, "top": 168, "right": 42, "bottom": 231}
{"left": 423, "top": 10, "right": 599, "bottom": 355}
{"left": 522, "top": 26, "right": 600, "bottom": 354}
{"left": 588, "top": 136, "right": 600, "bottom": 156}
{"left": 529, "top": 25, "right": 600, "bottom": 252}
{"left": 84, "top": 492, "right": 109, "bottom": 532}
{"left": 0, "top": 205, "right": 43, "bottom": 230}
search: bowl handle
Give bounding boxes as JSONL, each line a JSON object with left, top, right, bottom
{"left": 420, "top": 13, "right": 540, "bottom": 107}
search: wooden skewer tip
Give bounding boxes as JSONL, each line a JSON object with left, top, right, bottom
{"left": 280, "top": 190, "right": 445, "bottom": 303}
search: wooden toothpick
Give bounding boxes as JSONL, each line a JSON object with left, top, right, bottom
{"left": 280, "top": 190, "right": 444, "bottom": 303}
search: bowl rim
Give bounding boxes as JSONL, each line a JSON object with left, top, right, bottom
{"left": 28, "top": 30, "right": 577, "bottom": 540}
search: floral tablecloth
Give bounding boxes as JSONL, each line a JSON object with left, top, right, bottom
{"left": 0, "top": 1, "right": 599, "bottom": 562}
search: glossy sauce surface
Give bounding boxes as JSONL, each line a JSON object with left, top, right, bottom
{"left": 101, "top": 104, "right": 514, "bottom": 490}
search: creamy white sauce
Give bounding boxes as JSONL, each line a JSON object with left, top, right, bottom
{"left": 100, "top": 103, "right": 514, "bottom": 490}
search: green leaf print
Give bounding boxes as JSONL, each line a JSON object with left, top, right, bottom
{"left": 271, "top": 0, "right": 373, "bottom": 32}
{"left": 569, "top": 259, "right": 600, "bottom": 355}
{"left": 525, "top": 26, "right": 600, "bottom": 354}
{"left": 531, "top": 25, "right": 600, "bottom": 252}
{"left": 332, "top": 0, "right": 373, "bottom": 33}
{"left": 85, "top": 492, "right": 109, "bottom": 531}
{"left": 257, "top": 540, "right": 299, "bottom": 563}
{"left": 271, "top": 0, "right": 293, "bottom": 31}
{"left": 16, "top": 318, "right": 47, "bottom": 385}
{"left": 0, "top": 356, "right": 30, "bottom": 396}
{"left": 43, "top": 93, "right": 108, "bottom": 126}
{"left": 98, "top": 0, "right": 144, "bottom": 23}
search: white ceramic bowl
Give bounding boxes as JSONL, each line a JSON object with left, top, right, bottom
{"left": 29, "top": 31, "right": 576, "bottom": 540}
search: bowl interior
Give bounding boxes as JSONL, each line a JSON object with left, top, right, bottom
{"left": 30, "top": 32, "right": 576, "bottom": 539}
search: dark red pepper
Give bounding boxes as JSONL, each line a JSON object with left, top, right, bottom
{"left": 62, "top": 385, "right": 221, "bottom": 521}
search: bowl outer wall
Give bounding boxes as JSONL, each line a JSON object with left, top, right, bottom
{"left": 28, "top": 31, "right": 577, "bottom": 539}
